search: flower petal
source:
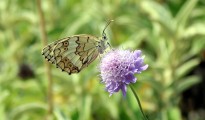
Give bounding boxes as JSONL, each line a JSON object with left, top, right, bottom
{"left": 124, "top": 72, "right": 137, "bottom": 84}
{"left": 140, "top": 64, "right": 148, "bottom": 71}
{"left": 129, "top": 64, "right": 136, "bottom": 72}
{"left": 121, "top": 84, "right": 127, "bottom": 97}
{"left": 133, "top": 50, "right": 142, "bottom": 58}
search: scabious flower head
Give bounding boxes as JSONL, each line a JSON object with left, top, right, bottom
{"left": 99, "top": 49, "right": 148, "bottom": 97}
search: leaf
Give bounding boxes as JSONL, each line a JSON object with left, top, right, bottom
{"left": 0, "top": 90, "right": 9, "bottom": 120}
{"left": 120, "top": 30, "right": 148, "bottom": 48}
{"left": 175, "top": 75, "right": 201, "bottom": 94}
{"left": 79, "top": 95, "right": 92, "bottom": 120}
{"left": 54, "top": 107, "right": 70, "bottom": 120}
{"left": 140, "top": 78, "right": 164, "bottom": 98}
{"left": 9, "top": 103, "right": 47, "bottom": 120}
{"left": 182, "top": 23, "right": 205, "bottom": 38}
{"left": 140, "top": 0, "right": 175, "bottom": 34}
{"left": 190, "top": 37, "right": 205, "bottom": 56}
{"left": 175, "top": 58, "right": 200, "bottom": 79}
{"left": 175, "top": 0, "right": 198, "bottom": 28}
{"left": 167, "top": 107, "right": 182, "bottom": 120}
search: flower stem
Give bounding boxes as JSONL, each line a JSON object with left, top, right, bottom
{"left": 36, "top": 0, "right": 53, "bottom": 119}
{"left": 130, "top": 85, "right": 148, "bottom": 120}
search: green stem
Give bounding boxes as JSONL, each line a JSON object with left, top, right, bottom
{"left": 36, "top": 0, "right": 53, "bottom": 119}
{"left": 130, "top": 85, "right": 148, "bottom": 120}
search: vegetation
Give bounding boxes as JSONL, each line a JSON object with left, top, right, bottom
{"left": 0, "top": 0, "right": 205, "bottom": 120}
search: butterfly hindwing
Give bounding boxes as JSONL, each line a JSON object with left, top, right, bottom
{"left": 42, "top": 40, "right": 62, "bottom": 64}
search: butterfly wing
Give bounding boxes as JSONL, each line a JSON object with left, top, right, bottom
{"left": 46, "top": 35, "right": 100, "bottom": 75}
{"left": 41, "top": 39, "right": 63, "bottom": 64}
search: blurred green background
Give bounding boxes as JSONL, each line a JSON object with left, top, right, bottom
{"left": 1, "top": 0, "right": 205, "bottom": 120}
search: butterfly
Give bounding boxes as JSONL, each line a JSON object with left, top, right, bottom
{"left": 42, "top": 20, "right": 113, "bottom": 75}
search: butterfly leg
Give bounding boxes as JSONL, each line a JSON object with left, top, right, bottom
{"left": 107, "top": 42, "right": 113, "bottom": 51}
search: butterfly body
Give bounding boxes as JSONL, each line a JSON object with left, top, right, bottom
{"left": 42, "top": 34, "right": 109, "bottom": 75}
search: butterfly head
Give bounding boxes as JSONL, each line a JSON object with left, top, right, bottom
{"left": 97, "top": 20, "right": 113, "bottom": 54}
{"left": 102, "top": 20, "right": 114, "bottom": 41}
{"left": 102, "top": 33, "right": 107, "bottom": 41}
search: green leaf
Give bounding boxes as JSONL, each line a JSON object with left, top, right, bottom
{"left": 120, "top": 30, "right": 148, "bottom": 48}
{"left": 140, "top": 0, "right": 175, "bottom": 34}
{"left": 175, "top": 75, "right": 201, "bottom": 94}
{"left": 139, "top": 77, "right": 164, "bottom": 103}
{"left": 183, "top": 23, "right": 205, "bottom": 38}
{"left": 79, "top": 95, "right": 92, "bottom": 120}
{"left": 175, "top": 0, "right": 198, "bottom": 28}
{"left": 54, "top": 107, "right": 70, "bottom": 120}
{"left": 190, "top": 37, "right": 205, "bottom": 56}
{"left": 175, "top": 58, "right": 200, "bottom": 79}
{"left": 167, "top": 107, "right": 182, "bottom": 120}
{"left": 9, "top": 103, "right": 47, "bottom": 120}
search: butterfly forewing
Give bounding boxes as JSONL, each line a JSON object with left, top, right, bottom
{"left": 42, "top": 34, "right": 102, "bottom": 75}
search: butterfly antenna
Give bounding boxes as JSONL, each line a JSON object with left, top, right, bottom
{"left": 102, "top": 20, "right": 114, "bottom": 36}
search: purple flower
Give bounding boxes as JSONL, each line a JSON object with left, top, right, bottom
{"left": 99, "top": 49, "right": 148, "bottom": 97}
